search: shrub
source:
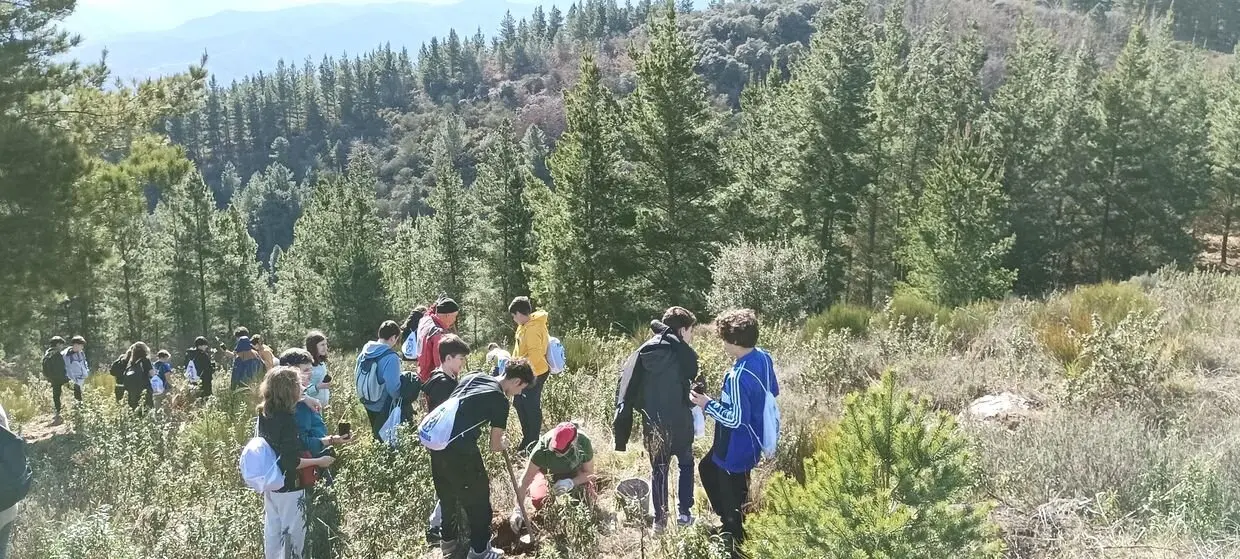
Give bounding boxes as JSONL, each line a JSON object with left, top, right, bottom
{"left": 1032, "top": 282, "right": 1158, "bottom": 366}
{"left": 1064, "top": 312, "right": 1172, "bottom": 409}
{"left": 707, "top": 241, "right": 825, "bottom": 323}
{"left": 946, "top": 301, "right": 998, "bottom": 350}
{"left": 798, "top": 331, "right": 874, "bottom": 395}
{"left": 885, "top": 290, "right": 950, "bottom": 327}
{"left": 805, "top": 304, "right": 872, "bottom": 339}
{"left": 746, "top": 371, "right": 1003, "bottom": 559}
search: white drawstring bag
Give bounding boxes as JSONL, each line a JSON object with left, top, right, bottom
{"left": 150, "top": 375, "right": 166, "bottom": 396}
{"left": 239, "top": 420, "right": 284, "bottom": 493}
{"left": 379, "top": 401, "right": 402, "bottom": 448}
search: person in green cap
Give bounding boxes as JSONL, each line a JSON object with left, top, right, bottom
{"left": 512, "top": 422, "right": 597, "bottom": 524}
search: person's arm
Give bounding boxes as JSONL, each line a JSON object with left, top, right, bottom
{"left": 572, "top": 460, "right": 595, "bottom": 488}
{"left": 694, "top": 370, "right": 744, "bottom": 429}
{"left": 490, "top": 427, "right": 507, "bottom": 453}
{"left": 515, "top": 459, "right": 541, "bottom": 504}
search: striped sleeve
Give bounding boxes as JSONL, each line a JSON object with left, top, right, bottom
{"left": 704, "top": 366, "right": 745, "bottom": 429}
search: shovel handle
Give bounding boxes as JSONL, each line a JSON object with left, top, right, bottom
{"left": 503, "top": 448, "right": 534, "bottom": 534}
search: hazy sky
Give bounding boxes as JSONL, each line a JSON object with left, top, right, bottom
{"left": 66, "top": 0, "right": 463, "bottom": 38}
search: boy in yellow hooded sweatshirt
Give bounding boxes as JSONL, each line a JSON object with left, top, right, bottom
{"left": 510, "top": 296, "right": 550, "bottom": 451}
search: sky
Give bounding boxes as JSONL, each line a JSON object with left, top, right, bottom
{"left": 65, "top": 0, "right": 463, "bottom": 38}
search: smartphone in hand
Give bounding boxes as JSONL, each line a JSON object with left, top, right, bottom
{"left": 338, "top": 421, "right": 352, "bottom": 440}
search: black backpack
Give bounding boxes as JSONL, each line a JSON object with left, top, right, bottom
{"left": 41, "top": 349, "right": 67, "bottom": 383}
{"left": 0, "top": 425, "right": 32, "bottom": 511}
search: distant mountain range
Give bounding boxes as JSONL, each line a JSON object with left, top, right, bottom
{"left": 69, "top": 0, "right": 540, "bottom": 83}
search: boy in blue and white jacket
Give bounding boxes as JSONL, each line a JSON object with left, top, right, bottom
{"left": 689, "top": 309, "right": 778, "bottom": 559}
{"left": 358, "top": 321, "right": 404, "bottom": 441}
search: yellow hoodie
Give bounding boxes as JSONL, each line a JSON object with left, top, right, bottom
{"left": 513, "top": 310, "right": 551, "bottom": 376}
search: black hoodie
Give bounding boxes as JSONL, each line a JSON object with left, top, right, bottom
{"left": 613, "top": 320, "right": 700, "bottom": 452}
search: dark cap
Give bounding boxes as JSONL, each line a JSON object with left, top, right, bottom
{"left": 435, "top": 298, "right": 460, "bottom": 314}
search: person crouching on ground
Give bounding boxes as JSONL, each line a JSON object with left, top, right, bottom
{"left": 688, "top": 309, "right": 779, "bottom": 559}
{"left": 512, "top": 422, "right": 597, "bottom": 525}
{"left": 429, "top": 358, "right": 533, "bottom": 559}
{"left": 256, "top": 366, "right": 336, "bottom": 559}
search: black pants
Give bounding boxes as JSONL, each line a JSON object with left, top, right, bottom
{"left": 700, "top": 455, "right": 750, "bottom": 558}
{"left": 123, "top": 376, "right": 153, "bottom": 411}
{"left": 366, "top": 408, "right": 388, "bottom": 441}
{"left": 431, "top": 449, "right": 492, "bottom": 553}
{"left": 51, "top": 382, "right": 82, "bottom": 414}
{"left": 514, "top": 374, "right": 546, "bottom": 450}
{"left": 199, "top": 372, "right": 213, "bottom": 399}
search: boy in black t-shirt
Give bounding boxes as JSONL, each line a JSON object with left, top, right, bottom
{"left": 432, "top": 359, "right": 533, "bottom": 559}
{"left": 421, "top": 334, "right": 470, "bottom": 545}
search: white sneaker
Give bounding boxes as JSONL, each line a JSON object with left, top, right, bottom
{"left": 677, "top": 514, "right": 695, "bottom": 526}
{"left": 467, "top": 548, "right": 505, "bottom": 559}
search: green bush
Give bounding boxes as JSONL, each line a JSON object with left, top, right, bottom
{"left": 1032, "top": 282, "right": 1158, "bottom": 366}
{"left": 1064, "top": 312, "right": 1172, "bottom": 409}
{"left": 884, "top": 290, "right": 950, "bottom": 327}
{"left": 805, "top": 304, "right": 873, "bottom": 339}
{"left": 706, "top": 241, "right": 826, "bottom": 322}
{"left": 746, "top": 371, "right": 1003, "bottom": 559}
{"left": 946, "top": 301, "right": 998, "bottom": 350}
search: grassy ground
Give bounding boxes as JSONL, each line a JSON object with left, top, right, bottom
{"left": 7, "top": 267, "right": 1240, "bottom": 558}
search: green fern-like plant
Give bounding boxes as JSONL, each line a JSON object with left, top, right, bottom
{"left": 746, "top": 371, "right": 1003, "bottom": 559}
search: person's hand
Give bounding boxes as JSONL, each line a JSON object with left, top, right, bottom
{"left": 318, "top": 455, "right": 336, "bottom": 468}
{"left": 318, "top": 381, "right": 332, "bottom": 389}
{"left": 689, "top": 390, "right": 710, "bottom": 409}
{"left": 509, "top": 506, "right": 526, "bottom": 532}
{"left": 553, "top": 479, "right": 575, "bottom": 495}
{"left": 302, "top": 397, "right": 322, "bottom": 413}
{"left": 492, "top": 439, "right": 509, "bottom": 453}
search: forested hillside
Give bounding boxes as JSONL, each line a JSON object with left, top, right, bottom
{"left": 3, "top": 0, "right": 1239, "bottom": 362}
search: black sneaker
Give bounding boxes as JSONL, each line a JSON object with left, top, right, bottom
{"left": 426, "top": 525, "right": 442, "bottom": 546}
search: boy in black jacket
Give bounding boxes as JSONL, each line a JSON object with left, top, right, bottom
{"left": 613, "top": 307, "right": 702, "bottom": 530}
{"left": 185, "top": 336, "right": 217, "bottom": 399}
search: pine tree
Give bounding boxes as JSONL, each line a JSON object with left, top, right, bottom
{"left": 277, "top": 155, "right": 390, "bottom": 348}
{"left": 211, "top": 205, "right": 268, "bottom": 336}
{"left": 747, "top": 372, "right": 1003, "bottom": 558}
{"left": 851, "top": 4, "right": 909, "bottom": 305}
{"left": 538, "top": 55, "right": 638, "bottom": 329}
{"left": 1209, "top": 52, "right": 1240, "bottom": 266}
{"left": 981, "top": 24, "right": 1072, "bottom": 293}
{"left": 783, "top": 0, "right": 874, "bottom": 304}
{"left": 522, "top": 124, "right": 551, "bottom": 185}
{"left": 720, "top": 74, "right": 786, "bottom": 243}
{"left": 427, "top": 131, "right": 475, "bottom": 302}
{"left": 1093, "top": 21, "right": 1209, "bottom": 280}
{"left": 236, "top": 162, "right": 304, "bottom": 264}
{"left": 626, "top": 1, "right": 728, "bottom": 311}
{"left": 153, "top": 172, "right": 218, "bottom": 347}
{"left": 900, "top": 132, "right": 1015, "bottom": 307}
{"left": 475, "top": 119, "right": 535, "bottom": 309}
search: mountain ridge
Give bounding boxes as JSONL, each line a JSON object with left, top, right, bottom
{"left": 71, "top": 0, "right": 541, "bottom": 83}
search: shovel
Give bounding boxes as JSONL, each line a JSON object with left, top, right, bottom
{"left": 503, "top": 447, "right": 538, "bottom": 546}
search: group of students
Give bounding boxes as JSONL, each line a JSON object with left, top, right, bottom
{"left": 43, "top": 295, "right": 777, "bottom": 559}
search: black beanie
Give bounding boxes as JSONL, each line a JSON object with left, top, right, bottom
{"left": 435, "top": 298, "right": 460, "bottom": 314}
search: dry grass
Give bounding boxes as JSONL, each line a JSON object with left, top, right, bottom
{"left": 15, "top": 269, "right": 1240, "bottom": 558}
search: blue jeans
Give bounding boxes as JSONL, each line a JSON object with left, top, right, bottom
{"left": 649, "top": 438, "right": 694, "bottom": 524}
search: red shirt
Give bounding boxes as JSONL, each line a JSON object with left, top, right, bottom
{"left": 416, "top": 314, "right": 450, "bottom": 384}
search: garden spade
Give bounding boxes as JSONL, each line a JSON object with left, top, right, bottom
{"left": 503, "top": 447, "right": 538, "bottom": 547}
